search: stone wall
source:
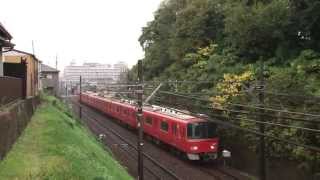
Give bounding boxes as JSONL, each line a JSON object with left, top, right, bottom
{"left": 0, "top": 96, "right": 39, "bottom": 160}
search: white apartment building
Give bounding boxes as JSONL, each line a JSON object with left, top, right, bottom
{"left": 63, "top": 61, "right": 128, "bottom": 84}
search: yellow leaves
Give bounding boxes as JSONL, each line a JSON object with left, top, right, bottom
{"left": 211, "top": 71, "right": 254, "bottom": 109}
{"left": 197, "top": 44, "right": 217, "bottom": 57}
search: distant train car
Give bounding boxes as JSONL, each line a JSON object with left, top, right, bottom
{"left": 80, "top": 92, "right": 219, "bottom": 161}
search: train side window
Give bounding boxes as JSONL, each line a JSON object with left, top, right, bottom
{"left": 160, "top": 121, "right": 168, "bottom": 132}
{"left": 145, "top": 117, "right": 152, "bottom": 126}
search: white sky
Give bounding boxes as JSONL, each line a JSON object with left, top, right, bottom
{"left": 0, "top": 0, "right": 162, "bottom": 71}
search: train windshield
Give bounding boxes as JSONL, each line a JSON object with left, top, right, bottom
{"left": 187, "top": 122, "right": 216, "bottom": 139}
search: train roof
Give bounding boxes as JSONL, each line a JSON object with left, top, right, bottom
{"left": 83, "top": 92, "right": 205, "bottom": 123}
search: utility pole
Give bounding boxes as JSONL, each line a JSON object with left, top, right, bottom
{"left": 0, "top": 45, "right": 3, "bottom": 76}
{"left": 65, "top": 82, "right": 68, "bottom": 97}
{"left": 80, "top": 76, "right": 82, "bottom": 102}
{"left": 258, "top": 60, "right": 266, "bottom": 180}
{"left": 79, "top": 76, "right": 82, "bottom": 119}
{"left": 137, "top": 60, "right": 144, "bottom": 180}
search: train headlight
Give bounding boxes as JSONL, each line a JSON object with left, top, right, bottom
{"left": 210, "top": 143, "right": 217, "bottom": 150}
{"left": 190, "top": 146, "right": 198, "bottom": 151}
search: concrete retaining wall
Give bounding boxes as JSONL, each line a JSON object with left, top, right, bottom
{"left": 223, "top": 136, "right": 314, "bottom": 180}
{"left": 0, "top": 96, "right": 39, "bottom": 160}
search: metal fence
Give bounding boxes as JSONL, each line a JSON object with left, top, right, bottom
{"left": 0, "top": 76, "right": 22, "bottom": 106}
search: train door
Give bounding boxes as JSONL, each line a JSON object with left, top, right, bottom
{"left": 172, "top": 123, "right": 179, "bottom": 146}
{"left": 153, "top": 118, "right": 159, "bottom": 139}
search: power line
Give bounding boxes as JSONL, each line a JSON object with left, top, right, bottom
{"left": 153, "top": 97, "right": 320, "bottom": 133}
{"left": 158, "top": 90, "right": 320, "bottom": 118}
{"left": 265, "top": 91, "right": 320, "bottom": 101}
{"left": 150, "top": 98, "right": 320, "bottom": 153}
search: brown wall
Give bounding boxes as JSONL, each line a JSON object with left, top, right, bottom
{"left": 5, "top": 55, "right": 39, "bottom": 97}
{"left": 0, "top": 76, "right": 22, "bottom": 105}
{"left": 0, "top": 96, "right": 39, "bottom": 160}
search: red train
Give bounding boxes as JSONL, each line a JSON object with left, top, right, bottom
{"left": 80, "top": 92, "right": 219, "bottom": 161}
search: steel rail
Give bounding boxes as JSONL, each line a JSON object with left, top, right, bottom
{"left": 73, "top": 101, "right": 181, "bottom": 180}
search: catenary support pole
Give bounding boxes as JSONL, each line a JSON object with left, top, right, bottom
{"left": 0, "top": 45, "right": 3, "bottom": 76}
{"left": 258, "top": 60, "right": 266, "bottom": 180}
{"left": 144, "top": 83, "right": 162, "bottom": 104}
{"left": 137, "top": 60, "right": 144, "bottom": 180}
{"left": 79, "top": 76, "right": 82, "bottom": 119}
{"left": 65, "top": 82, "right": 68, "bottom": 97}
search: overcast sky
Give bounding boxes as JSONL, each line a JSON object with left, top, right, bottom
{"left": 0, "top": 0, "right": 162, "bottom": 71}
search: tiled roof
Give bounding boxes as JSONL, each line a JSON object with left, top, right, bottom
{"left": 41, "top": 64, "right": 59, "bottom": 73}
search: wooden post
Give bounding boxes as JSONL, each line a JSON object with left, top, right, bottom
{"left": 21, "top": 58, "right": 27, "bottom": 99}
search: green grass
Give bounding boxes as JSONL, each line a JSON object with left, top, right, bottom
{"left": 0, "top": 95, "right": 133, "bottom": 180}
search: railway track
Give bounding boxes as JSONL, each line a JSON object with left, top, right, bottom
{"left": 67, "top": 97, "right": 250, "bottom": 180}
{"left": 71, "top": 99, "right": 179, "bottom": 180}
{"left": 71, "top": 103, "right": 180, "bottom": 180}
{"left": 82, "top": 111, "right": 179, "bottom": 180}
{"left": 198, "top": 166, "right": 239, "bottom": 180}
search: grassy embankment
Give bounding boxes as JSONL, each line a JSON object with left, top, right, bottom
{"left": 0, "top": 95, "right": 132, "bottom": 180}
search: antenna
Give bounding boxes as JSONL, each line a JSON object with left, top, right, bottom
{"left": 32, "top": 40, "right": 35, "bottom": 55}
{"left": 55, "top": 54, "right": 58, "bottom": 69}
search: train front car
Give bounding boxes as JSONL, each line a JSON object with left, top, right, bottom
{"left": 185, "top": 120, "right": 219, "bottom": 161}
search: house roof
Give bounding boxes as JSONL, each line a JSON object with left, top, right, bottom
{"left": 41, "top": 64, "right": 59, "bottom": 73}
{"left": 3, "top": 49, "right": 39, "bottom": 61}
{"left": 0, "top": 22, "right": 14, "bottom": 48}
{"left": 0, "top": 22, "right": 12, "bottom": 40}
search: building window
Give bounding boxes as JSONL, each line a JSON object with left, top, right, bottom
{"left": 145, "top": 117, "right": 152, "bottom": 125}
{"left": 46, "top": 74, "right": 53, "bottom": 79}
{"left": 160, "top": 121, "right": 169, "bottom": 132}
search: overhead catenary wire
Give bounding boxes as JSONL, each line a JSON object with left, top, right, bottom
{"left": 264, "top": 91, "right": 320, "bottom": 101}
{"left": 80, "top": 84, "right": 320, "bottom": 153}
{"left": 158, "top": 91, "right": 320, "bottom": 119}
{"left": 158, "top": 90, "right": 320, "bottom": 112}
{"left": 153, "top": 96, "right": 320, "bottom": 134}
{"left": 150, "top": 98, "right": 320, "bottom": 153}
{"left": 82, "top": 83, "right": 320, "bottom": 121}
